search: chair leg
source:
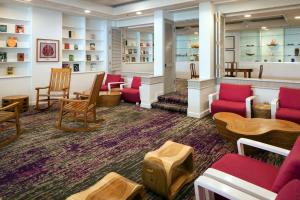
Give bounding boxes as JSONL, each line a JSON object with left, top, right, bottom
{"left": 15, "top": 111, "right": 21, "bottom": 136}
{"left": 57, "top": 103, "right": 64, "bottom": 128}
{"left": 84, "top": 113, "right": 88, "bottom": 128}
{"left": 93, "top": 108, "right": 97, "bottom": 122}
{"left": 36, "top": 91, "right": 39, "bottom": 110}
{"left": 47, "top": 96, "right": 50, "bottom": 109}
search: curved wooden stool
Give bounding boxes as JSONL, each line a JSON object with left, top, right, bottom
{"left": 67, "top": 172, "right": 145, "bottom": 200}
{"left": 142, "top": 141, "right": 194, "bottom": 200}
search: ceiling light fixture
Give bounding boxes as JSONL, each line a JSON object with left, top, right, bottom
{"left": 244, "top": 14, "right": 252, "bottom": 18}
{"left": 261, "top": 26, "right": 267, "bottom": 29}
{"left": 136, "top": 11, "right": 142, "bottom": 15}
{"left": 295, "top": 16, "right": 300, "bottom": 19}
{"left": 84, "top": 10, "right": 91, "bottom": 14}
{"left": 194, "top": 32, "right": 198, "bottom": 35}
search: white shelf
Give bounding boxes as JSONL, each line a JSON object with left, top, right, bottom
{"left": 0, "top": 32, "right": 31, "bottom": 36}
{"left": 0, "top": 47, "right": 30, "bottom": 49}
{"left": 86, "top": 50, "right": 103, "bottom": 52}
{"left": 0, "top": 75, "right": 31, "bottom": 79}
{"left": 62, "top": 60, "right": 85, "bottom": 63}
{"left": 0, "top": 17, "right": 30, "bottom": 22}
{"left": 0, "top": 60, "right": 31, "bottom": 64}
{"left": 63, "top": 25, "right": 84, "bottom": 29}
{"left": 72, "top": 70, "right": 102, "bottom": 74}
{"left": 62, "top": 37, "right": 85, "bottom": 40}
{"left": 86, "top": 60, "right": 104, "bottom": 63}
{"left": 86, "top": 28, "right": 103, "bottom": 31}
{"left": 63, "top": 49, "right": 85, "bottom": 51}
{"left": 86, "top": 39, "right": 103, "bottom": 42}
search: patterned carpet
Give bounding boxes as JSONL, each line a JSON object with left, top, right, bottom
{"left": 0, "top": 103, "right": 274, "bottom": 200}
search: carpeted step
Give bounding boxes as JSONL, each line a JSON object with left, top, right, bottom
{"left": 157, "top": 92, "right": 188, "bottom": 105}
{"left": 151, "top": 102, "right": 187, "bottom": 114}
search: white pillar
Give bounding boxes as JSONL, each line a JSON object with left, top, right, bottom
{"left": 199, "top": 2, "right": 215, "bottom": 79}
{"left": 154, "top": 10, "right": 165, "bottom": 76}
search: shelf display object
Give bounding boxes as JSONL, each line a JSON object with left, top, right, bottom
{"left": 239, "top": 27, "right": 300, "bottom": 63}
{"left": 0, "top": 17, "right": 32, "bottom": 78}
{"left": 176, "top": 34, "right": 199, "bottom": 62}
{"left": 122, "top": 29, "right": 153, "bottom": 63}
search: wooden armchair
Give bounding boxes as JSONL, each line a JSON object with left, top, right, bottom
{"left": 0, "top": 102, "right": 21, "bottom": 147}
{"left": 56, "top": 72, "right": 105, "bottom": 132}
{"left": 35, "top": 68, "right": 71, "bottom": 110}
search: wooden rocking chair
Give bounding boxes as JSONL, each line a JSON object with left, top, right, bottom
{"left": 0, "top": 102, "right": 21, "bottom": 147}
{"left": 35, "top": 68, "right": 71, "bottom": 110}
{"left": 56, "top": 72, "right": 105, "bottom": 132}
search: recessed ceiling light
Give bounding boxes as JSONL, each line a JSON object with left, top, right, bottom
{"left": 244, "top": 14, "right": 252, "bottom": 18}
{"left": 295, "top": 16, "right": 300, "bottom": 19}
{"left": 261, "top": 26, "right": 267, "bottom": 29}
{"left": 136, "top": 11, "right": 142, "bottom": 15}
{"left": 194, "top": 32, "right": 198, "bottom": 35}
{"left": 84, "top": 10, "right": 91, "bottom": 14}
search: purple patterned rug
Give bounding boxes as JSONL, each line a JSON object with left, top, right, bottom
{"left": 0, "top": 103, "right": 234, "bottom": 200}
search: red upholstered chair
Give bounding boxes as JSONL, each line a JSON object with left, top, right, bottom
{"left": 101, "top": 74, "right": 124, "bottom": 91}
{"left": 120, "top": 76, "right": 141, "bottom": 104}
{"left": 208, "top": 83, "right": 255, "bottom": 118}
{"left": 194, "top": 137, "right": 300, "bottom": 200}
{"left": 275, "top": 179, "right": 300, "bottom": 200}
{"left": 271, "top": 87, "right": 300, "bottom": 124}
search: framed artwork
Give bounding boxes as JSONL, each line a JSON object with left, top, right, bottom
{"left": 0, "top": 24, "right": 7, "bottom": 32}
{"left": 225, "top": 36, "right": 235, "bottom": 49}
{"left": 225, "top": 49, "right": 235, "bottom": 63}
{"left": 36, "top": 39, "right": 59, "bottom": 62}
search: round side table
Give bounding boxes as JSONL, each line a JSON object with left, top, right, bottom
{"left": 2, "top": 95, "right": 29, "bottom": 113}
{"left": 253, "top": 103, "right": 271, "bottom": 119}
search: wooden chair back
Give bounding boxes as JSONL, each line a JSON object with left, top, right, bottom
{"left": 258, "top": 65, "right": 263, "bottom": 79}
{"left": 190, "top": 63, "right": 197, "bottom": 79}
{"left": 49, "top": 68, "right": 71, "bottom": 92}
{"left": 87, "top": 72, "right": 105, "bottom": 107}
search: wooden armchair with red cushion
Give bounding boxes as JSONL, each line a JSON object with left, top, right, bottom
{"left": 101, "top": 74, "right": 124, "bottom": 91}
{"left": 194, "top": 137, "right": 300, "bottom": 200}
{"left": 209, "top": 83, "right": 255, "bottom": 118}
{"left": 120, "top": 76, "right": 141, "bottom": 104}
{"left": 271, "top": 87, "right": 300, "bottom": 124}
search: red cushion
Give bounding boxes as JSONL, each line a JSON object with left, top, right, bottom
{"left": 121, "top": 88, "right": 140, "bottom": 103}
{"left": 211, "top": 100, "right": 246, "bottom": 117}
{"left": 279, "top": 87, "right": 300, "bottom": 110}
{"left": 104, "top": 74, "right": 122, "bottom": 86}
{"left": 272, "top": 137, "right": 300, "bottom": 192}
{"left": 276, "top": 108, "right": 300, "bottom": 124}
{"left": 101, "top": 85, "right": 108, "bottom": 91}
{"left": 219, "top": 83, "right": 252, "bottom": 102}
{"left": 131, "top": 76, "right": 141, "bottom": 89}
{"left": 276, "top": 180, "right": 300, "bottom": 200}
{"left": 212, "top": 154, "right": 279, "bottom": 190}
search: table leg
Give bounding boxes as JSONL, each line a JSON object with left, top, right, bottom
{"left": 244, "top": 72, "right": 247, "bottom": 78}
{"left": 248, "top": 72, "right": 251, "bottom": 78}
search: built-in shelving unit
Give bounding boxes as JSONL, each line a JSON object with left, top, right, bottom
{"left": 122, "top": 29, "right": 153, "bottom": 63}
{"left": 62, "top": 15, "right": 106, "bottom": 73}
{"left": 176, "top": 34, "right": 199, "bottom": 62}
{"left": 0, "top": 16, "right": 32, "bottom": 78}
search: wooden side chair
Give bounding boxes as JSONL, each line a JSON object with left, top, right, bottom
{"left": 35, "top": 68, "right": 71, "bottom": 110}
{"left": 0, "top": 102, "right": 21, "bottom": 147}
{"left": 56, "top": 72, "right": 105, "bottom": 132}
{"left": 190, "top": 63, "right": 199, "bottom": 79}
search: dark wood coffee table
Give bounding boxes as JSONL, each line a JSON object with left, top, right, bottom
{"left": 214, "top": 112, "right": 300, "bottom": 149}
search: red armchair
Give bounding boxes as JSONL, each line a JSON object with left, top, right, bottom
{"left": 271, "top": 87, "right": 300, "bottom": 124}
{"left": 120, "top": 76, "right": 141, "bottom": 104}
{"left": 209, "top": 83, "right": 255, "bottom": 118}
{"left": 194, "top": 137, "right": 300, "bottom": 200}
{"left": 101, "top": 74, "right": 124, "bottom": 91}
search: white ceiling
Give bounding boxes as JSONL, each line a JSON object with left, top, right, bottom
{"left": 82, "top": 0, "right": 141, "bottom": 7}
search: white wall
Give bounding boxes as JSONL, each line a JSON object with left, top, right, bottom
{"left": 121, "top": 63, "right": 154, "bottom": 74}
{"left": 176, "top": 61, "right": 199, "bottom": 79}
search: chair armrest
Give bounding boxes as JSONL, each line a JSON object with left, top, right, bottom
{"left": 0, "top": 102, "right": 20, "bottom": 111}
{"left": 73, "top": 90, "right": 90, "bottom": 99}
{"left": 203, "top": 168, "right": 277, "bottom": 200}
{"left": 246, "top": 96, "right": 256, "bottom": 118}
{"left": 208, "top": 92, "right": 218, "bottom": 113}
{"left": 35, "top": 86, "right": 49, "bottom": 90}
{"left": 271, "top": 98, "right": 279, "bottom": 119}
{"left": 237, "top": 138, "right": 290, "bottom": 156}
{"left": 194, "top": 175, "right": 261, "bottom": 200}
{"left": 120, "top": 83, "right": 130, "bottom": 90}
{"left": 108, "top": 82, "right": 125, "bottom": 91}
{"left": 59, "top": 98, "right": 88, "bottom": 103}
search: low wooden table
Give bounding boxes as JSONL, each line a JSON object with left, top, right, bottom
{"left": 253, "top": 103, "right": 271, "bottom": 119}
{"left": 2, "top": 95, "right": 29, "bottom": 113}
{"left": 98, "top": 91, "right": 121, "bottom": 107}
{"left": 142, "top": 141, "right": 194, "bottom": 200}
{"left": 225, "top": 68, "right": 253, "bottom": 78}
{"left": 214, "top": 112, "right": 300, "bottom": 149}
{"left": 67, "top": 172, "right": 145, "bottom": 200}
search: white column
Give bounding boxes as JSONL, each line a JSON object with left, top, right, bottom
{"left": 199, "top": 2, "right": 215, "bottom": 79}
{"left": 140, "top": 76, "right": 164, "bottom": 109}
{"left": 153, "top": 10, "right": 165, "bottom": 76}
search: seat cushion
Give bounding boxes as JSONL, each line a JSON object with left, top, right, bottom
{"left": 276, "top": 108, "right": 300, "bottom": 124}
{"left": 211, "top": 100, "right": 246, "bottom": 117}
{"left": 272, "top": 137, "right": 300, "bottom": 192}
{"left": 104, "top": 74, "right": 121, "bottom": 86}
{"left": 279, "top": 87, "right": 300, "bottom": 110}
{"left": 100, "top": 85, "right": 108, "bottom": 91}
{"left": 131, "top": 76, "right": 141, "bottom": 89}
{"left": 121, "top": 88, "right": 140, "bottom": 103}
{"left": 275, "top": 179, "right": 300, "bottom": 200}
{"left": 212, "top": 154, "right": 279, "bottom": 190}
{"left": 219, "top": 83, "right": 252, "bottom": 102}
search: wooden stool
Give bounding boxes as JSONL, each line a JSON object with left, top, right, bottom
{"left": 142, "top": 141, "right": 194, "bottom": 200}
{"left": 67, "top": 172, "right": 145, "bottom": 200}
{"left": 2, "top": 95, "right": 29, "bottom": 113}
{"left": 253, "top": 103, "right": 271, "bottom": 119}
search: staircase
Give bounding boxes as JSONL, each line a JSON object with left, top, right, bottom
{"left": 151, "top": 92, "right": 188, "bottom": 114}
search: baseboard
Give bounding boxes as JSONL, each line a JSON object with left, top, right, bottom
{"left": 140, "top": 102, "right": 152, "bottom": 109}
{"left": 187, "top": 109, "right": 210, "bottom": 118}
